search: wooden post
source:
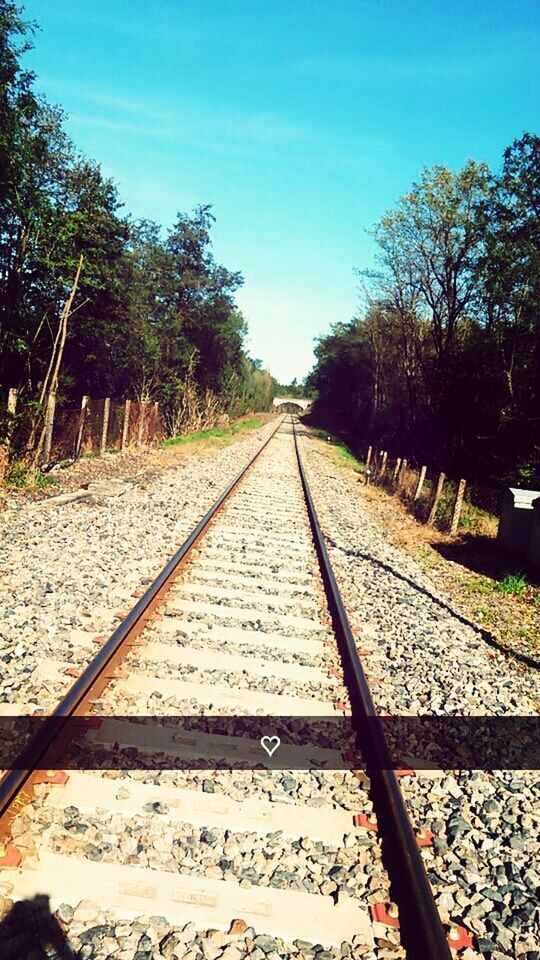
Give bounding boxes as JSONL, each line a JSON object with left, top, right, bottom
{"left": 152, "top": 401, "right": 160, "bottom": 443}
{"left": 428, "top": 472, "right": 446, "bottom": 525}
{"left": 42, "top": 394, "right": 56, "bottom": 463}
{"left": 7, "top": 387, "right": 17, "bottom": 417}
{"left": 399, "top": 458, "right": 408, "bottom": 487}
{"left": 414, "top": 465, "right": 427, "bottom": 500}
{"left": 0, "top": 388, "right": 18, "bottom": 479}
{"left": 450, "top": 479, "right": 467, "bottom": 535}
{"left": 366, "top": 446, "right": 372, "bottom": 469}
{"left": 380, "top": 450, "right": 388, "bottom": 477}
{"left": 393, "top": 457, "right": 402, "bottom": 481}
{"left": 75, "top": 395, "right": 89, "bottom": 458}
{"left": 121, "top": 399, "right": 131, "bottom": 449}
{"left": 5, "top": 387, "right": 18, "bottom": 453}
{"left": 137, "top": 402, "right": 147, "bottom": 446}
{"left": 100, "top": 398, "right": 111, "bottom": 455}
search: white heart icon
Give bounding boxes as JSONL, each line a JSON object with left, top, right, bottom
{"left": 260, "top": 735, "right": 280, "bottom": 758}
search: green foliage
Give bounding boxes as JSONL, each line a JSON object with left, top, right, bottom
{"left": 4, "top": 460, "right": 56, "bottom": 488}
{"left": 309, "top": 143, "right": 540, "bottom": 487}
{"left": 465, "top": 572, "right": 530, "bottom": 598}
{"left": 464, "top": 576, "right": 497, "bottom": 595}
{"left": 0, "top": 6, "right": 277, "bottom": 454}
{"left": 274, "top": 377, "right": 312, "bottom": 399}
{"left": 495, "top": 573, "right": 529, "bottom": 596}
{"left": 334, "top": 444, "right": 364, "bottom": 472}
{"left": 35, "top": 470, "right": 57, "bottom": 488}
{"left": 310, "top": 429, "right": 364, "bottom": 472}
{"left": 3, "top": 460, "right": 28, "bottom": 486}
{"left": 162, "top": 417, "right": 262, "bottom": 447}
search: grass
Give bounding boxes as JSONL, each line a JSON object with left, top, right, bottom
{"left": 464, "top": 576, "right": 494, "bottom": 596}
{"left": 310, "top": 423, "right": 540, "bottom": 660}
{"left": 4, "top": 460, "right": 57, "bottom": 489}
{"left": 464, "top": 572, "right": 532, "bottom": 597}
{"left": 309, "top": 428, "right": 365, "bottom": 473}
{"left": 516, "top": 627, "right": 539, "bottom": 647}
{"left": 495, "top": 573, "right": 530, "bottom": 596}
{"left": 416, "top": 548, "right": 438, "bottom": 570}
{"left": 459, "top": 503, "right": 498, "bottom": 536}
{"left": 431, "top": 492, "right": 497, "bottom": 536}
{"left": 162, "top": 417, "right": 263, "bottom": 448}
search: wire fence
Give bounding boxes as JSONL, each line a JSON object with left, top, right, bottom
{"left": 0, "top": 389, "right": 166, "bottom": 475}
{"left": 50, "top": 407, "right": 86, "bottom": 462}
{"left": 366, "top": 447, "right": 502, "bottom": 536}
{"left": 108, "top": 400, "right": 126, "bottom": 451}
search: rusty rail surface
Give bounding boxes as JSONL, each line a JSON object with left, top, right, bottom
{"left": 292, "top": 419, "right": 452, "bottom": 960}
{"left": 0, "top": 416, "right": 284, "bottom": 837}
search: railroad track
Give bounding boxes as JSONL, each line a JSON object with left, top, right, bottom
{"left": 0, "top": 417, "right": 463, "bottom": 960}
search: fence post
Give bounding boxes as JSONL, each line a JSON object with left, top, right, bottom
{"left": 75, "top": 395, "right": 89, "bottom": 458}
{"left": 153, "top": 401, "right": 160, "bottom": 444}
{"left": 7, "top": 387, "right": 17, "bottom": 417}
{"left": 392, "top": 457, "right": 402, "bottom": 481}
{"left": 0, "top": 387, "right": 18, "bottom": 479}
{"left": 6, "top": 387, "right": 18, "bottom": 453}
{"left": 450, "top": 479, "right": 467, "bottom": 535}
{"left": 42, "top": 394, "right": 56, "bottom": 463}
{"left": 427, "top": 472, "right": 446, "bottom": 525}
{"left": 366, "top": 446, "right": 372, "bottom": 469}
{"left": 379, "top": 450, "right": 388, "bottom": 477}
{"left": 121, "top": 399, "right": 131, "bottom": 450}
{"left": 414, "top": 465, "right": 427, "bottom": 500}
{"left": 399, "top": 458, "right": 408, "bottom": 487}
{"left": 100, "top": 397, "right": 111, "bottom": 455}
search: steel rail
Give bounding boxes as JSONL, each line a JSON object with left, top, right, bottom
{"left": 0, "top": 415, "right": 284, "bottom": 834}
{"left": 292, "top": 418, "right": 452, "bottom": 960}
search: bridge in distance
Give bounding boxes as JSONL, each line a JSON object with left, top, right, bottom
{"left": 272, "top": 397, "right": 312, "bottom": 411}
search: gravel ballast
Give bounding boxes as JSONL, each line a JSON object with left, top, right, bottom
{"left": 298, "top": 429, "right": 539, "bottom": 960}
{"left": 0, "top": 421, "right": 280, "bottom": 708}
{"left": 1, "top": 420, "right": 538, "bottom": 960}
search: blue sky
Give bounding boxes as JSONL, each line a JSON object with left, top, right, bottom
{"left": 23, "top": 1, "right": 540, "bottom": 382}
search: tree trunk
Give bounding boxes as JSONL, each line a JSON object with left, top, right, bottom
{"left": 32, "top": 255, "right": 84, "bottom": 463}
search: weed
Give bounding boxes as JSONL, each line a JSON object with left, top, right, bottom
{"left": 475, "top": 605, "right": 496, "bottom": 625}
{"left": 4, "top": 461, "right": 57, "bottom": 489}
{"left": 496, "top": 573, "right": 529, "bottom": 596}
{"left": 36, "top": 472, "right": 57, "bottom": 488}
{"left": 416, "top": 548, "right": 437, "bottom": 569}
{"left": 4, "top": 461, "right": 29, "bottom": 487}
{"left": 335, "top": 444, "right": 364, "bottom": 472}
{"left": 464, "top": 577, "right": 493, "bottom": 595}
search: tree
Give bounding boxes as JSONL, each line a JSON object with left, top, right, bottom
{"left": 479, "top": 134, "right": 540, "bottom": 479}
{"left": 309, "top": 145, "right": 540, "bottom": 484}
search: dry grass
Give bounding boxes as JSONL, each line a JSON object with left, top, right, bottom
{"left": 312, "top": 436, "right": 540, "bottom": 665}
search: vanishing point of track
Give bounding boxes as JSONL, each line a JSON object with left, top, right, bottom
{"left": 0, "top": 417, "right": 456, "bottom": 959}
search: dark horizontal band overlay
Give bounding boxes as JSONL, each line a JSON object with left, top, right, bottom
{"left": 1, "top": 715, "right": 538, "bottom": 770}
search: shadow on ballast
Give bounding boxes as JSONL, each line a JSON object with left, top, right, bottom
{"left": 0, "top": 893, "right": 76, "bottom": 959}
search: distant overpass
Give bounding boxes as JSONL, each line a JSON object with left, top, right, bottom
{"left": 273, "top": 397, "right": 312, "bottom": 411}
